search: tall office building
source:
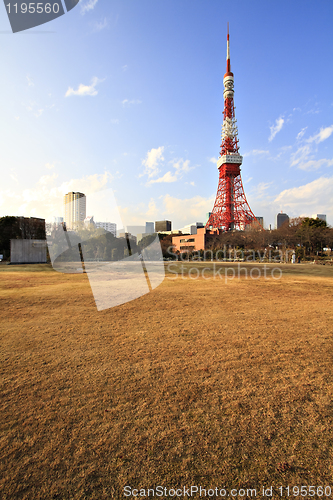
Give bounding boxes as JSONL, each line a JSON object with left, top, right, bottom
{"left": 277, "top": 212, "right": 289, "bottom": 229}
{"left": 155, "top": 220, "right": 172, "bottom": 232}
{"left": 145, "top": 222, "right": 154, "bottom": 234}
{"left": 64, "top": 192, "right": 86, "bottom": 230}
{"left": 256, "top": 216, "right": 264, "bottom": 228}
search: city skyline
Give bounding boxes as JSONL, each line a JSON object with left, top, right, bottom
{"left": 1, "top": 0, "right": 332, "bottom": 228}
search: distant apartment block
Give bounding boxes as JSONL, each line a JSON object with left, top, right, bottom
{"left": 64, "top": 192, "right": 86, "bottom": 230}
{"left": 180, "top": 222, "right": 204, "bottom": 235}
{"left": 145, "top": 222, "right": 154, "bottom": 234}
{"left": 155, "top": 220, "right": 171, "bottom": 232}
{"left": 84, "top": 216, "right": 95, "bottom": 227}
{"left": 256, "top": 216, "right": 264, "bottom": 228}
{"left": 95, "top": 222, "right": 117, "bottom": 236}
{"left": 312, "top": 214, "right": 326, "bottom": 223}
{"left": 277, "top": 212, "right": 289, "bottom": 229}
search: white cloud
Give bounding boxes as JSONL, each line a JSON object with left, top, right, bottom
{"left": 274, "top": 176, "right": 333, "bottom": 217}
{"left": 172, "top": 158, "right": 191, "bottom": 174}
{"left": 209, "top": 157, "right": 218, "bottom": 164}
{"left": 119, "top": 193, "right": 214, "bottom": 229}
{"left": 162, "top": 194, "right": 214, "bottom": 228}
{"left": 148, "top": 171, "right": 178, "bottom": 184}
{"left": 0, "top": 172, "right": 113, "bottom": 220}
{"left": 81, "top": 0, "right": 98, "bottom": 15}
{"left": 252, "top": 182, "right": 273, "bottom": 198}
{"left": 269, "top": 116, "right": 284, "bottom": 142}
{"left": 38, "top": 173, "right": 58, "bottom": 185}
{"left": 65, "top": 77, "right": 103, "bottom": 97}
{"left": 290, "top": 128, "right": 333, "bottom": 170}
{"left": 121, "top": 99, "right": 142, "bottom": 106}
{"left": 45, "top": 163, "right": 55, "bottom": 170}
{"left": 146, "top": 199, "right": 158, "bottom": 218}
{"left": 94, "top": 17, "right": 108, "bottom": 31}
{"left": 243, "top": 149, "right": 269, "bottom": 157}
{"left": 290, "top": 144, "right": 312, "bottom": 167}
{"left": 297, "top": 158, "right": 333, "bottom": 171}
{"left": 10, "top": 171, "right": 18, "bottom": 183}
{"left": 142, "top": 148, "right": 192, "bottom": 185}
{"left": 142, "top": 146, "right": 164, "bottom": 178}
{"left": 146, "top": 158, "right": 192, "bottom": 184}
{"left": 25, "top": 100, "right": 44, "bottom": 118}
{"left": 307, "top": 125, "right": 333, "bottom": 144}
{"left": 296, "top": 127, "right": 307, "bottom": 141}
{"left": 27, "top": 75, "right": 34, "bottom": 87}
{"left": 122, "top": 65, "right": 128, "bottom": 72}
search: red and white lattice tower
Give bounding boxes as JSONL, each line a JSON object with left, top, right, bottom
{"left": 206, "top": 24, "right": 260, "bottom": 231}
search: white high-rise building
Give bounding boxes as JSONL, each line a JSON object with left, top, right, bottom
{"left": 95, "top": 222, "right": 117, "bottom": 236}
{"left": 312, "top": 214, "right": 326, "bottom": 223}
{"left": 180, "top": 222, "right": 204, "bottom": 235}
{"left": 63, "top": 192, "right": 86, "bottom": 230}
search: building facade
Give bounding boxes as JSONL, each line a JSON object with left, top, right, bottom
{"left": 145, "top": 222, "right": 155, "bottom": 234}
{"left": 155, "top": 220, "right": 171, "bottom": 232}
{"left": 64, "top": 192, "right": 86, "bottom": 230}
{"left": 255, "top": 217, "right": 264, "bottom": 228}
{"left": 179, "top": 222, "right": 204, "bottom": 235}
{"left": 312, "top": 214, "right": 326, "bottom": 223}
{"left": 277, "top": 212, "right": 289, "bottom": 229}
{"left": 172, "top": 228, "right": 222, "bottom": 253}
{"left": 95, "top": 222, "right": 117, "bottom": 236}
{"left": 10, "top": 239, "right": 47, "bottom": 264}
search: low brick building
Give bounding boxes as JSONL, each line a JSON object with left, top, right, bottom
{"left": 172, "top": 227, "right": 222, "bottom": 253}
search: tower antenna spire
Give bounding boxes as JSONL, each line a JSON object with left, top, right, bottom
{"left": 226, "top": 22, "right": 231, "bottom": 74}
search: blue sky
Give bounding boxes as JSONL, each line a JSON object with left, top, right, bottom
{"left": 1, "top": 0, "right": 333, "bottom": 229}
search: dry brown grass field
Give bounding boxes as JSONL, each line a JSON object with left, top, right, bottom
{"left": 1, "top": 262, "right": 333, "bottom": 500}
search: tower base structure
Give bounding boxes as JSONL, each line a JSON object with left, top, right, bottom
{"left": 206, "top": 158, "right": 258, "bottom": 231}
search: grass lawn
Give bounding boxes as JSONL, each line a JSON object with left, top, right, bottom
{"left": 1, "top": 262, "right": 333, "bottom": 499}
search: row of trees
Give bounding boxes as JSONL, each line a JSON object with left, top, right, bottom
{"left": 1, "top": 216, "right": 331, "bottom": 263}
{"left": 165, "top": 218, "right": 333, "bottom": 262}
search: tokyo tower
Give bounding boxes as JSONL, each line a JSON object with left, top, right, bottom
{"left": 206, "top": 24, "right": 260, "bottom": 231}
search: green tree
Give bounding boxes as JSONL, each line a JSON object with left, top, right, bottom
{"left": 0, "top": 216, "right": 21, "bottom": 260}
